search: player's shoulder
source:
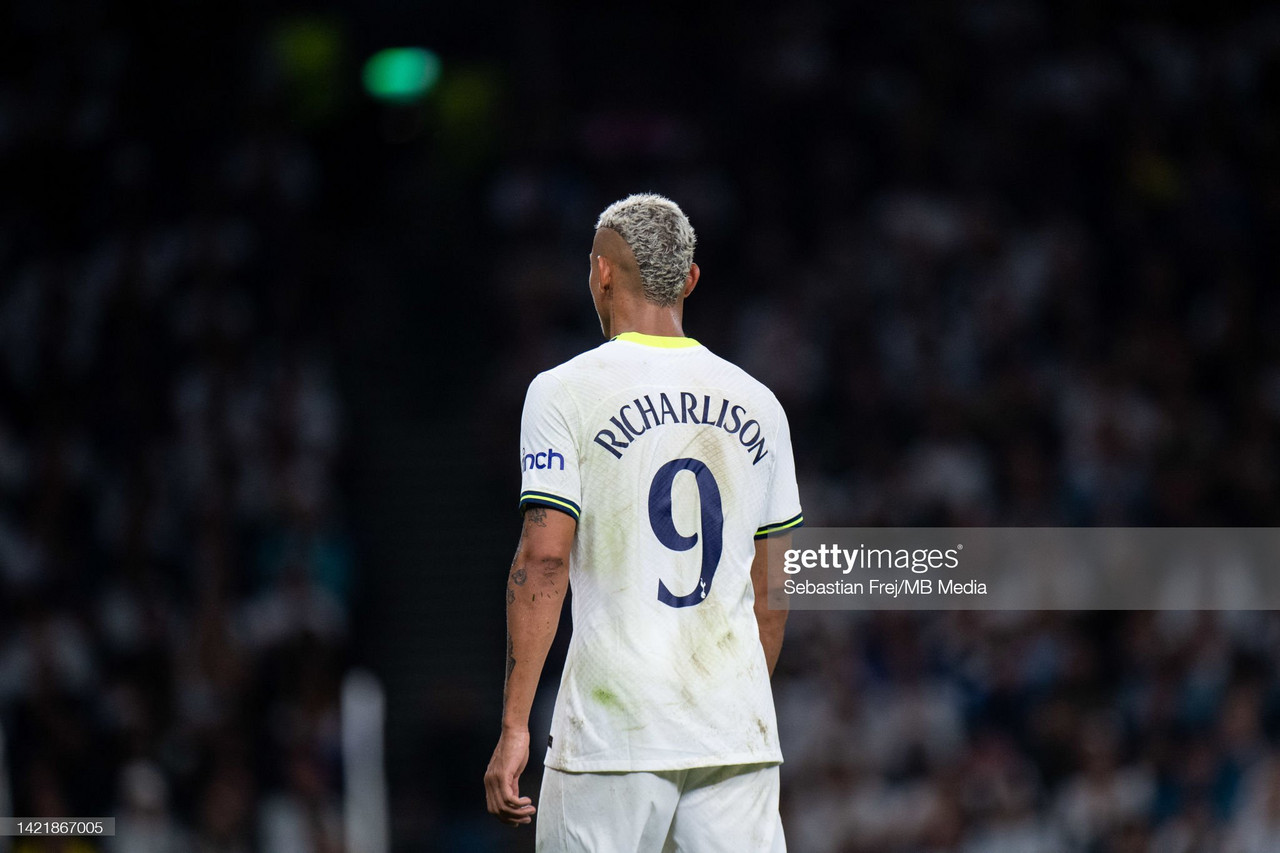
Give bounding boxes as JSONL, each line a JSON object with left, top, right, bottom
{"left": 521, "top": 341, "right": 615, "bottom": 414}
{"left": 697, "top": 345, "right": 787, "bottom": 410}
{"left": 705, "top": 347, "right": 776, "bottom": 390}
{"left": 527, "top": 340, "right": 612, "bottom": 389}
{"left": 528, "top": 338, "right": 786, "bottom": 414}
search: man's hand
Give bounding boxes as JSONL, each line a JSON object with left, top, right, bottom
{"left": 484, "top": 727, "right": 535, "bottom": 826}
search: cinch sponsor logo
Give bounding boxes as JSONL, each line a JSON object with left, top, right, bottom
{"left": 522, "top": 447, "right": 565, "bottom": 471}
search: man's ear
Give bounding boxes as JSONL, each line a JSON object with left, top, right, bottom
{"left": 683, "top": 263, "right": 700, "bottom": 298}
{"left": 596, "top": 254, "right": 613, "bottom": 291}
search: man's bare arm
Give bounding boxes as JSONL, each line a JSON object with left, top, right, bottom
{"left": 484, "top": 505, "right": 574, "bottom": 826}
{"left": 751, "top": 533, "right": 789, "bottom": 677}
{"left": 499, "top": 505, "right": 574, "bottom": 728}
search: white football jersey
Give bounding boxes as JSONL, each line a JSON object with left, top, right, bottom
{"left": 518, "top": 331, "right": 803, "bottom": 772}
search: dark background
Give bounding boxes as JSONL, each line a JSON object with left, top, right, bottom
{"left": 2, "top": 0, "right": 1279, "bottom": 851}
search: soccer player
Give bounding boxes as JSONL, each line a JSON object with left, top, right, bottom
{"left": 483, "top": 194, "right": 803, "bottom": 852}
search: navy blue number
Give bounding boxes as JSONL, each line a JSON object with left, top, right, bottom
{"left": 650, "top": 458, "right": 723, "bottom": 608}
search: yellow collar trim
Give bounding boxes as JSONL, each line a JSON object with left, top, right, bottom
{"left": 612, "top": 331, "right": 700, "bottom": 349}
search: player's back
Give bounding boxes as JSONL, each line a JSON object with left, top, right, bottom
{"left": 518, "top": 331, "right": 802, "bottom": 772}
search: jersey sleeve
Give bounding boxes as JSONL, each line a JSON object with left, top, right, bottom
{"left": 517, "top": 371, "right": 582, "bottom": 521}
{"left": 755, "top": 403, "right": 803, "bottom": 538}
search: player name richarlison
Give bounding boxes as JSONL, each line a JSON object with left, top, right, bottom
{"left": 593, "top": 391, "right": 770, "bottom": 464}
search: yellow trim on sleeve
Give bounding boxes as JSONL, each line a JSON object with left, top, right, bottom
{"left": 755, "top": 514, "right": 804, "bottom": 538}
{"left": 520, "top": 491, "right": 582, "bottom": 520}
{"left": 612, "top": 332, "right": 701, "bottom": 349}
{"left": 529, "top": 494, "right": 580, "bottom": 516}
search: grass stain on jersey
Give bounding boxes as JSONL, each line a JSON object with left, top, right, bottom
{"left": 591, "top": 687, "right": 624, "bottom": 713}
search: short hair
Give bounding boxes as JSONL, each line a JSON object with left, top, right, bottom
{"left": 595, "top": 193, "right": 696, "bottom": 306}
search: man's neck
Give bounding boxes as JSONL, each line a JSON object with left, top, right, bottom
{"left": 607, "top": 298, "right": 686, "bottom": 339}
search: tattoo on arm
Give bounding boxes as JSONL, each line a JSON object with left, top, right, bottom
{"left": 505, "top": 634, "right": 516, "bottom": 687}
{"left": 512, "top": 568, "right": 527, "bottom": 586}
{"left": 506, "top": 587, "right": 515, "bottom": 605}
{"left": 527, "top": 506, "right": 548, "bottom": 527}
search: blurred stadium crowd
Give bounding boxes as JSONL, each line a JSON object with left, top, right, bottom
{"left": 3, "top": 0, "right": 1280, "bottom": 851}
{"left": 1, "top": 2, "right": 351, "bottom": 851}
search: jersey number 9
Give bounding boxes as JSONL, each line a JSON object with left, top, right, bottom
{"left": 649, "top": 458, "right": 724, "bottom": 608}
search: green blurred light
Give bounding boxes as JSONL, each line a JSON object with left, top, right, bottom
{"left": 363, "top": 48, "right": 441, "bottom": 103}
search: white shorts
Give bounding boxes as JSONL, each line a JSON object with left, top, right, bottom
{"left": 536, "top": 763, "right": 786, "bottom": 853}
